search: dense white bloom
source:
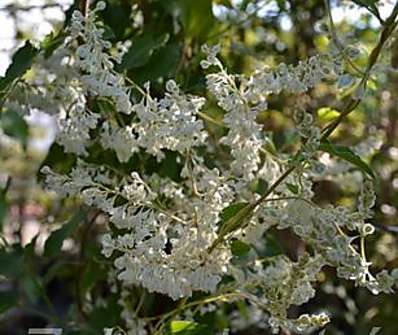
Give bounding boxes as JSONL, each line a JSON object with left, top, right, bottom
{"left": 13, "top": 5, "right": 396, "bottom": 334}
{"left": 229, "top": 254, "right": 329, "bottom": 334}
{"left": 131, "top": 80, "right": 207, "bottom": 160}
{"left": 69, "top": 8, "right": 132, "bottom": 114}
{"left": 100, "top": 121, "right": 138, "bottom": 162}
{"left": 57, "top": 101, "right": 100, "bottom": 156}
{"left": 257, "top": 188, "right": 395, "bottom": 295}
{"left": 202, "top": 46, "right": 262, "bottom": 180}
{"left": 41, "top": 160, "right": 235, "bottom": 300}
{"left": 245, "top": 53, "right": 343, "bottom": 96}
{"left": 108, "top": 161, "right": 236, "bottom": 299}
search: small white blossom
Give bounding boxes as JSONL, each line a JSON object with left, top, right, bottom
{"left": 131, "top": 80, "right": 207, "bottom": 160}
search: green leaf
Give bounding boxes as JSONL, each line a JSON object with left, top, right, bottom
{"left": 254, "top": 178, "right": 268, "bottom": 196}
{"left": 221, "top": 202, "right": 249, "bottom": 222}
{"left": 44, "top": 211, "right": 86, "bottom": 257}
{"left": 231, "top": 239, "right": 251, "bottom": 256}
{"left": 264, "top": 234, "right": 283, "bottom": 257}
{"left": 159, "top": 151, "right": 181, "bottom": 181}
{"left": 0, "top": 291, "right": 18, "bottom": 314}
{"left": 80, "top": 259, "right": 106, "bottom": 296}
{"left": 170, "top": 321, "right": 200, "bottom": 334}
{"left": 276, "top": 0, "right": 288, "bottom": 10}
{"left": 177, "top": 0, "right": 215, "bottom": 39}
{"left": 0, "top": 249, "right": 24, "bottom": 278}
{"left": 263, "top": 136, "right": 278, "bottom": 155}
{"left": 352, "top": 0, "right": 379, "bottom": 9}
{"left": 286, "top": 183, "right": 299, "bottom": 195}
{"left": 43, "top": 261, "right": 67, "bottom": 285}
{"left": 0, "top": 41, "right": 39, "bottom": 96}
{"left": 132, "top": 43, "right": 182, "bottom": 83}
{"left": 219, "top": 202, "right": 254, "bottom": 237}
{"left": 120, "top": 32, "right": 169, "bottom": 70}
{"left": 102, "top": 25, "right": 116, "bottom": 40}
{"left": 319, "top": 140, "right": 375, "bottom": 179}
{"left": 0, "top": 109, "right": 29, "bottom": 148}
{"left": 317, "top": 107, "right": 340, "bottom": 122}
{"left": 100, "top": 1, "right": 132, "bottom": 39}
{"left": 41, "top": 32, "right": 66, "bottom": 58}
{"left": 21, "top": 275, "right": 42, "bottom": 304}
{"left": 40, "top": 142, "right": 76, "bottom": 175}
{"left": 24, "top": 234, "right": 39, "bottom": 258}
{"left": 87, "top": 298, "right": 123, "bottom": 332}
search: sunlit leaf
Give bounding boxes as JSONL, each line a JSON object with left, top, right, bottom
{"left": 319, "top": 140, "right": 375, "bottom": 179}
{"left": 169, "top": 320, "right": 204, "bottom": 334}
{"left": 177, "top": 0, "right": 215, "bottom": 39}
{"left": 317, "top": 107, "right": 340, "bottom": 122}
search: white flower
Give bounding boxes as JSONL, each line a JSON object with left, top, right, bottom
{"left": 69, "top": 8, "right": 132, "bottom": 114}
{"left": 100, "top": 121, "right": 138, "bottom": 162}
{"left": 101, "top": 234, "right": 115, "bottom": 258}
{"left": 56, "top": 102, "right": 100, "bottom": 156}
{"left": 131, "top": 80, "right": 207, "bottom": 160}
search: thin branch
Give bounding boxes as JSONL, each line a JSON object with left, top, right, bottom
{"left": 79, "top": 0, "right": 90, "bottom": 17}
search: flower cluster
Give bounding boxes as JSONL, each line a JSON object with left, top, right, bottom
{"left": 130, "top": 80, "right": 207, "bottom": 160}
{"left": 202, "top": 45, "right": 263, "bottom": 180}
{"left": 7, "top": 2, "right": 396, "bottom": 334}
{"left": 69, "top": 2, "right": 132, "bottom": 114}
{"left": 258, "top": 179, "right": 398, "bottom": 295}
{"left": 100, "top": 79, "right": 207, "bottom": 163}
{"left": 56, "top": 97, "right": 100, "bottom": 155}
{"left": 246, "top": 53, "right": 343, "bottom": 96}
{"left": 41, "top": 158, "right": 236, "bottom": 300}
{"left": 234, "top": 254, "right": 329, "bottom": 334}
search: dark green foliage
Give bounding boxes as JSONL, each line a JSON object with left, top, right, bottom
{"left": 44, "top": 211, "right": 86, "bottom": 257}
{"left": 1, "top": 109, "right": 29, "bottom": 148}
{"left": 0, "top": 42, "right": 38, "bottom": 100}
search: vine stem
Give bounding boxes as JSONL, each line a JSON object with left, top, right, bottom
{"left": 79, "top": 0, "right": 90, "bottom": 17}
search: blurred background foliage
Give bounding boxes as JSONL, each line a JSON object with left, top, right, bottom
{"left": 1, "top": 0, "right": 398, "bottom": 334}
